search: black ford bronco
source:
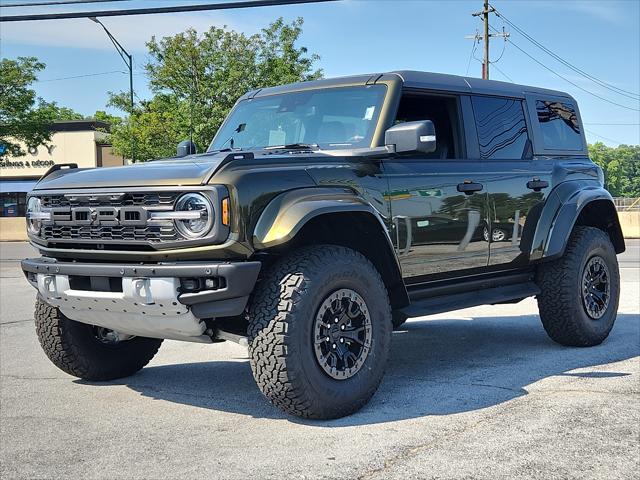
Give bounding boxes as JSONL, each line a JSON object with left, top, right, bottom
{"left": 22, "top": 71, "right": 625, "bottom": 419}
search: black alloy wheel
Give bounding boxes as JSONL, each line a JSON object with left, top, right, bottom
{"left": 313, "top": 289, "right": 373, "bottom": 380}
{"left": 581, "top": 255, "right": 611, "bottom": 320}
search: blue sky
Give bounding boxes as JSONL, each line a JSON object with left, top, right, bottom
{"left": 2, "top": 0, "right": 639, "bottom": 146}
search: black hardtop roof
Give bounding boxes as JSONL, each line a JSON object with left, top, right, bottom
{"left": 243, "top": 70, "right": 574, "bottom": 102}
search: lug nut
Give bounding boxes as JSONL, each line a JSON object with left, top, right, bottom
{"left": 332, "top": 343, "right": 336, "bottom": 349}
{"left": 334, "top": 318, "right": 339, "bottom": 323}
{"left": 326, "top": 336, "right": 330, "bottom": 342}
{"left": 340, "top": 325, "right": 345, "bottom": 330}
{"left": 340, "top": 338, "right": 344, "bottom": 343}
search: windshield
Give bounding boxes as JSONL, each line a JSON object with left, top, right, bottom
{"left": 208, "top": 85, "right": 387, "bottom": 152}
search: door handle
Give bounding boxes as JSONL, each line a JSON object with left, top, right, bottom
{"left": 457, "top": 181, "right": 483, "bottom": 195}
{"left": 526, "top": 178, "right": 549, "bottom": 191}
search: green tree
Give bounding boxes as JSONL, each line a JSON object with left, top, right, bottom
{"left": 0, "top": 57, "right": 55, "bottom": 158}
{"left": 108, "top": 17, "right": 322, "bottom": 161}
{"left": 589, "top": 142, "right": 640, "bottom": 197}
{"left": 92, "top": 110, "right": 122, "bottom": 126}
{"left": 50, "top": 106, "right": 84, "bottom": 121}
{"left": 0, "top": 57, "right": 89, "bottom": 158}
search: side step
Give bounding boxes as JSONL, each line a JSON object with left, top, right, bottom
{"left": 400, "top": 275, "right": 540, "bottom": 318}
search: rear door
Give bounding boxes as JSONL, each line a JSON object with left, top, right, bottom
{"left": 470, "top": 95, "right": 551, "bottom": 267}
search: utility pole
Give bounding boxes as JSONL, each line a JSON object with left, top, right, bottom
{"left": 482, "top": 0, "right": 490, "bottom": 79}
{"left": 468, "top": 1, "right": 508, "bottom": 80}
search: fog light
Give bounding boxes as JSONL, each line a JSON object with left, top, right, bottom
{"left": 181, "top": 277, "right": 224, "bottom": 293}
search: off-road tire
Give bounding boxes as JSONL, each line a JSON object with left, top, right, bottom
{"left": 247, "top": 245, "right": 392, "bottom": 419}
{"left": 536, "top": 226, "right": 620, "bottom": 347}
{"left": 34, "top": 297, "right": 163, "bottom": 380}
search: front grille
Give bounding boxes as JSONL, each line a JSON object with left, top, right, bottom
{"left": 37, "top": 192, "right": 182, "bottom": 247}
{"left": 41, "top": 192, "right": 178, "bottom": 209}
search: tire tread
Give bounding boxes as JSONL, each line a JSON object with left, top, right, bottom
{"left": 35, "top": 297, "right": 162, "bottom": 380}
{"left": 536, "top": 226, "right": 619, "bottom": 347}
{"left": 247, "top": 245, "right": 391, "bottom": 419}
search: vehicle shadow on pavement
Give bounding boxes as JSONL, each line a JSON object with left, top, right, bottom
{"left": 97, "top": 312, "right": 639, "bottom": 426}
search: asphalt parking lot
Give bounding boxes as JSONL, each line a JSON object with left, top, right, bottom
{"left": 1, "top": 241, "right": 638, "bottom": 479}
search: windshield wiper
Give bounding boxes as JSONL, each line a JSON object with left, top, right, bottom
{"left": 264, "top": 143, "right": 319, "bottom": 151}
{"left": 213, "top": 123, "right": 246, "bottom": 152}
{"left": 213, "top": 147, "right": 242, "bottom": 153}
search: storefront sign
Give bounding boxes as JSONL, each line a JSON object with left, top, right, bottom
{"left": 0, "top": 144, "right": 57, "bottom": 170}
{"left": 2, "top": 126, "right": 103, "bottom": 179}
{"left": 0, "top": 159, "right": 55, "bottom": 169}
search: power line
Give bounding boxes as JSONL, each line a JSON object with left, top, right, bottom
{"left": 489, "top": 25, "right": 640, "bottom": 112}
{"left": 584, "top": 128, "right": 628, "bottom": 145}
{"left": 585, "top": 123, "right": 640, "bottom": 126}
{"left": 491, "top": 5, "right": 640, "bottom": 100}
{"left": 465, "top": 31, "right": 479, "bottom": 76}
{"left": 0, "top": 0, "right": 340, "bottom": 21}
{"left": 1, "top": 0, "right": 131, "bottom": 8}
{"left": 491, "top": 63, "right": 514, "bottom": 83}
{"left": 37, "top": 70, "right": 126, "bottom": 82}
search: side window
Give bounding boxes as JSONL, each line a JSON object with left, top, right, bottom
{"left": 535, "top": 100, "right": 583, "bottom": 151}
{"left": 394, "top": 94, "right": 461, "bottom": 159}
{"left": 472, "top": 96, "right": 529, "bottom": 159}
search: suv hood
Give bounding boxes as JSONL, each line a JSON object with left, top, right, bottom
{"left": 33, "top": 153, "right": 228, "bottom": 191}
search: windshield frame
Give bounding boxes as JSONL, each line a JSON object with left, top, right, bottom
{"left": 207, "top": 84, "right": 390, "bottom": 153}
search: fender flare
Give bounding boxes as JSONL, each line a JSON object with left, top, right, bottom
{"left": 253, "top": 187, "right": 390, "bottom": 249}
{"left": 530, "top": 182, "right": 624, "bottom": 261}
{"left": 252, "top": 187, "right": 408, "bottom": 308}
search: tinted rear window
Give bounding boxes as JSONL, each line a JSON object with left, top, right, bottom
{"left": 472, "top": 96, "right": 529, "bottom": 159}
{"left": 535, "top": 100, "right": 583, "bottom": 151}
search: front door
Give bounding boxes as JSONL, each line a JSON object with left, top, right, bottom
{"left": 383, "top": 93, "right": 490, "bottom": 280}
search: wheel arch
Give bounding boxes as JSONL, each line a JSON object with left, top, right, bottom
{"left": 533, "top": 183, "right": 625, "bottom": 262}
{"left": 253, "top": 188, "right": 408, "bottom": 309}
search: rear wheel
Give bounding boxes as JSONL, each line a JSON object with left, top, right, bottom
{"left": 536, "top": 226, "right": 620, "bottom": 347}
{"left": 247, "top": 245, "right": 392, "bottom": 419}
{"left": 34, "top": 297, "right": 163, "bottom": 380}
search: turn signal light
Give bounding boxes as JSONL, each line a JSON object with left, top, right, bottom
{"left": 221, "top": 197, "right": 230, "bottom": 226}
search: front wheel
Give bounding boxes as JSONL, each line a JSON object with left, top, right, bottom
{"left": 536, "top": 226, "right": 620, "bottom": 347}
{"left": 34, "top": 297, "right": 163, "bottom": 380}
{"left": 247, "top": 245, "right": 392, "bottom": 419}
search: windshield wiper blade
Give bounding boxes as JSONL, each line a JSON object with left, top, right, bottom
{"left": 264, "top": 143, "right": 319, "bottom": 151}
{"left": 209, "top": 147, "right": 243, "bottom": 153}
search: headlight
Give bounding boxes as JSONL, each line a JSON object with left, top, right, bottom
{"left": 174, "top": 193, "right": 213, "bottom": 239}
{"left": 26, "top": 197, "right": 43, "bottom": 235}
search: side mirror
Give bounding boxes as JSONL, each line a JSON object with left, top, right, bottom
{"left": 385, "top": 120, "right": 436, "bottom": 154}
{"left": 176, "top": 140, "right": 197, "bottom": 157}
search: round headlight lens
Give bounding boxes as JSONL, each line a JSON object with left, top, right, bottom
{"left": 26, "top": 197, "right": 43, "bottom": 235}
{"left": 174, "top": 193, "right": 213, "bottom": 239}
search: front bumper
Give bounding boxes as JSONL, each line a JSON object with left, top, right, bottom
{"left": 21, "top": 257, "right": 261, "bottom": 343}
